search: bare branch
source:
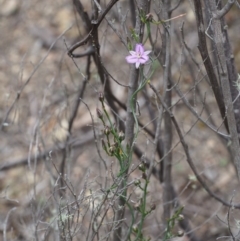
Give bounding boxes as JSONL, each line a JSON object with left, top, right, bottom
{"left": 214, "top": 0, "right": 235, "bottom": 19}
{"left": 192, "top": 0, "right": 229, "bottom": 132}
{"left": 208, "top": 0, "right": 240, "bottom": 178}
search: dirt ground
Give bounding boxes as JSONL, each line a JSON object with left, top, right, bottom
{"left": 1, "top": 0, "right": 240, "bottom": 240}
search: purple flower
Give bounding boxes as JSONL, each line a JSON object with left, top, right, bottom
{"left": 125, "top": 44, "right": 151, "bottom": 69}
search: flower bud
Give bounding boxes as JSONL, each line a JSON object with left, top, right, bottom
{"left": 118, "top": 131, "right": 125, "bottom": 142}
{"left": 177, "top": 230, "right": 184, "bottom": 237}
{"left": 99, "top": 92, "right": 104, "bottom": 102}
{"left": 146, "top": 13, "right": 153, "bottom": 22}
{"left": 138, "top": 163, "right": 146, "bottom": 172}
{"left": 142, "top": 173, "right": 147, "bottom": 180}
{"left": 104, "top": 126, "right": 110, "bottom": 136}
{"left": 113, "top": 142, "right": 119, "bottom": 148}
{"left": 102, "top": 139, "right": 107, "bottom": 150}
{"left": 150, "top": 203, "right": 156, "bottom": 211}
{"left": 178, "top": 214, "right": 184, "bottom": 221}
{"left": 134, "top": 179, "right": 141, "bottom": 186}
{"left": 109, "top": 145, "right": 116, "bottom": 156}
{"left": 132, "top": 224, "right": 138, "bottom": 233}
{"left": 134, "top": 202, "right": 141, "bottom": 210}
{"left": 96, "top": 108, "right": 103, "bottom": 119}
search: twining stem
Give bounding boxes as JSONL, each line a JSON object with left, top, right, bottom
{"left": 113, "top": 1, "right": 150, "bottom": 240}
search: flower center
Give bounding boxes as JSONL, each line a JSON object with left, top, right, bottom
{"left": 137, "top": 52, "right": 141, "bottom": 58}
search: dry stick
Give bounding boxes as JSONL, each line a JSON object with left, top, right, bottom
{"left": 59, "top": 55, "right": 90, "bottom": 195}
{"left": 149, "top": 82, "right": 240, "bottom": 209}
{"left": 192, "top": 0, "right": 229, "bottom": 133}
{"left": 204, "top": 0, "right": 240, "bottom": 149}
{"left": 168, "top": 0, "right": 183, "bottom": 13}
{"left": 221, "top": 10, "right": 240, "bottom": 135}
{"left": 203, "top": 0, "right": 222, "bottom": 88}
{"left": 205, "top": 0, "right": 240, "bottom": 136}
{"left": 68, "top": 0, "right": 119, "bottom": 55}
{"left": 71, "top": 0, "right": 124, "bottom": 131}
{"left": 160, "top": 0, "right": 173, "bottom": 227}
{"left": 214, "top": 0, "right": 235, "bottom": 18}
{"left": 0, "top": 132, "right": 94, "bottom": 171}
{"left": 227, "top": 194, "right": 236, "bottom": 241}
{"left": 206, "top": 0, "right": 240, "bottom": 178}
{"left": 0, "top": 26, "right": 72, "bottom": 130}
{"left": 72, "top": 0, "right": 91, "bottom": 31}
{"left": 129, "top": 0, "right": 136, "bottom": 27}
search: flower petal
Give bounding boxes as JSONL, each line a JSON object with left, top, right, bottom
{"left": 144, "top": 50, "right": 151, "bottom": 55}
{"left": 140, "top": 55, "right": 149, "bottom": 62}
{"left": 135, "top": 44, "right": 144, "bottom": 55}
{"left": 139, "top": 56, "right": 149, "bottom": 64}
{"left": 135, "top": 61, "right": 141, "bottom": 68}
{"left": 126, "top": 55, "right": 138, "bottom": 64}
{"left": 129, "top": 51, "right": 136, "bottom": 56}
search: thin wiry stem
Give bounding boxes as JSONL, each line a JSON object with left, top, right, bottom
{"left": 113, "top": 1, "right": 150, "bottom": 240}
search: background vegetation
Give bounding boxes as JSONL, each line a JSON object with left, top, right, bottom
{"left": 1, "top": 0, "right": 240, "bottom": 240}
